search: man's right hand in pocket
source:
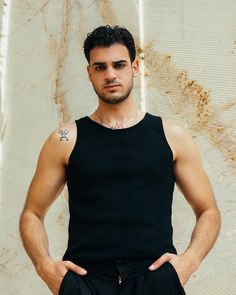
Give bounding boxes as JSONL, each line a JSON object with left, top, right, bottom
{"left": 36, "top": 258, "right": 87, "bottom": 295}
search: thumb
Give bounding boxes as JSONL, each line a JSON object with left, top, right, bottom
{"left": 64, "top": 260, "right": 87, "bottom": 275}
{"left": 148, "top": 253, "right": 173, "bottom": 271}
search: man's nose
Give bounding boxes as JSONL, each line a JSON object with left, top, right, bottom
{"left": 105, "top": 66, "right": 116, "bottom": 81}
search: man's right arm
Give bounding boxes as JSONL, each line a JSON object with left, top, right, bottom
{"left": 19, "top": 125, "right": 87, "bottom": 295}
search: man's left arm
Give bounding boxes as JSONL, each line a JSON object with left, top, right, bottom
{"left": 148, "top": 122, "right": 221, "bottom": 286}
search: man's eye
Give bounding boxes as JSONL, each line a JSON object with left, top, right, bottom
{"left": 115, "top": 63, "right": 125, "bottom": 69}
{"left": 95, "top": 66, "right": 105, "bottom": 71}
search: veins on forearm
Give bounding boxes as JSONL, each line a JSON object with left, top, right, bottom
{"left": 19, "top": 212, "right": 50, "bottom": 268}
{"left": 186, "top": 207, "right": 221, "bottom": 264}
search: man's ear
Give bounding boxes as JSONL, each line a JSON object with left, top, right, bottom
{"left": 87, "top": 65, "right": 92, "bottom": 82}
{"left": 132, "top": 58, "right": 139, "bottom": 77}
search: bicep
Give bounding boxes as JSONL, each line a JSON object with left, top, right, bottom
{"left": 173, "top": 128, "right": 217, "bottom": 218}
{"left": 23, "top": 133, "right": 67, "bottom": 219}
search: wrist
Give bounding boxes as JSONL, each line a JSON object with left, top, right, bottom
{"left": 180, "top": 250, "right": 201, "bottom": 272}
{"left": 35, "top": 256, "right": 53, "bottom": 276}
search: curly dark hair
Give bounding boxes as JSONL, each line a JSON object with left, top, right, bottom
{"left": 83, "top": 25, "right": 136, "bottom": 63}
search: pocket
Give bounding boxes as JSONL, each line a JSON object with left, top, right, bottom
{"left": 167, "top": 262, "right": 184, "bottom": 290}
{"left": 58, "top": 270, "right": 70, "bottom": 295}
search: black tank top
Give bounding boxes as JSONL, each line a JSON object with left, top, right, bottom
{"left": 63, "top": 112, "right": 177, "bottom": 262}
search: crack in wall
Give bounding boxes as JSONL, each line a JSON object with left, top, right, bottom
{"left": 0, "top": 247, "right": 18, "bottom": 271}
{"left": 21, "top": 0, "right": 51, "bottom": 22}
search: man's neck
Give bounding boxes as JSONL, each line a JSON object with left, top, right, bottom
{"left": 95, "top": 97, "right": 139, "bottom": 122}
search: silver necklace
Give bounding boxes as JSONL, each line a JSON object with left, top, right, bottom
{"left": 94, "top": 109, "right": 140, "bottom": 130}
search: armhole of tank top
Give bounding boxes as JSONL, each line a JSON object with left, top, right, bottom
{"left": 158, "top": 116, "right": 174, "bottom": 163}
{"left": 67, "top": 119, "right": 79, "bottom": 167}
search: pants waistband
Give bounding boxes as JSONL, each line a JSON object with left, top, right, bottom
{"left": 70, "top": 257, "right": 159, "bottom": 279}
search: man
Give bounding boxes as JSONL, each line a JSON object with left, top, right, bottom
{"left": 19, "top": 25, "right": 221, "bottom": 295}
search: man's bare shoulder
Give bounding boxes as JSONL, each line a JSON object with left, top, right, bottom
{"left": 45, "top": 121, "right": 76, "bottom": 146}
{"left": 161, "top": 117, "right": 198, "bottom": 162}
{"left": 161, "top": 117, "right": 190, "bottom": 138}
{"left": 40, "top": 121, "right": 77, "bottom": 166}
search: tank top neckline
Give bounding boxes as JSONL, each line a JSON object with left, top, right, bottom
{"left": 85, "top": 111, "right": 149, "bottom": 131}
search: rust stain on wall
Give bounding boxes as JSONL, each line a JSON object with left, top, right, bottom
{"left": 51, "top": 0, "right": 71, "bottom": 123}
{"left": 75, "top": 0, "right": 87, "bottom": 41}
{"left": 19, "top": 0, "right": 71, "bottom": 123}
{"left": 140, "top": 42, "right": 236, "bottom": 174}
{"left": 95, "top": 0, "right": 117, "bottom": 25}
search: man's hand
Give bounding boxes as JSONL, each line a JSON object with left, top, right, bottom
{"left": 36, "top": 258, "right": 87, "bottom": 295}
{"left": 148, "top": 252, "right": 198, "bottom": 287}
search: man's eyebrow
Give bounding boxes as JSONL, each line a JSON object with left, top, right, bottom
{"left": 92, "top": 62, "right": 106, "bottom": 66}
{"left": 113, "top": 60, "right": 127, "bottom": 64}
{"left": 91, "top": 60, "right": 128, "bottom": 67}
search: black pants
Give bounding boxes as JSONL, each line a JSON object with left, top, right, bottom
{"left": 59, "top": 257, "right": 186, "bottom": 295}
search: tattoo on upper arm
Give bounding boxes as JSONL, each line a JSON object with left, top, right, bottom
{"left": 58, "top": 129, "right": 69, "bottom": 141}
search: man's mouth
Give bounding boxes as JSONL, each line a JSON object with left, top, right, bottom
{"left": 105, "top": 84, "right": 120, "bottom": 88}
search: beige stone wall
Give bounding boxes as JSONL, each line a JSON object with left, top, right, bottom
{"left": 0, "top": 1, "right": 235, "bottom": 294}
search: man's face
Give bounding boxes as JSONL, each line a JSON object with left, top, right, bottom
{"left": 87, "top": 44, "right": 139, "bottom": 105}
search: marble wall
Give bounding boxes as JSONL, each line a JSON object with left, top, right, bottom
{"left": 0, "top": 0, "right": 235, "bottom": 294}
